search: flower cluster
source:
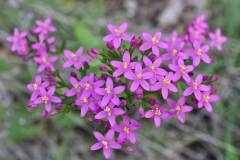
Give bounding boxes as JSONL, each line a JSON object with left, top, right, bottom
{"left": 7, "top": 14, "right": 226, "bottom": 159}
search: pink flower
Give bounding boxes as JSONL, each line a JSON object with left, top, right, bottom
{"left": 209, "top": 28, "right": 227, "bottom": 51}
{"left": 166, "top": 96, "right": 193, "bottom": 123}
{"left": 145, "top": 104, "right": 169, "bottom": 128}
{"left": 198, "top": 91, "right": 220, "bottom": 112}
{"left": 183, "top": 74, "right": 211, "bottom": 101}
{"left": 6, "top": 28, "right": 28, "bottom": 51}
{"left": 90, "top": 129, "right": 121, "bottom": 159}
{"left": 143, "top": 56, "right": 167, "bottom": 84}
{"left": 139, "top": 31, "right": 168, "bottom": 56}
{"left": 192, "top": 14, "right": 209, "bottom": 29}
{"left": 34, "top": 86, "right": 62, "bottom": 112}
{"left": 75, "top": 96, "right": 96, "bottom": 117}
{"left": 191, "top": 41, "right": 211, "bottom": 67}
{"left": 34, "top": 17, "right": 57, "bottom": 35}
{"left": 32, "top": 35, "right": 56, "bottom": 53}
{"left": 188, "top": 26, "right": 205, "bottom": 44}
{"left": 102, "top": 22, "right": 132, "bottom": 49}
{"left": 164, "top": 30, "right": 182, "bottom": 47}
{"left": 151, "top": 72, "right": 178, "bottom": 99}
{"left": 62, "top": 46, "right": 91, "bottom": 70}
{"left": 34, "top": 54, "right": 58, "bottom": 72}
{"left": 162, "top": 42, "right": 188, "bottom": 64}
{"left": 168, "top": 57, "right": 194, "bottom": 82}
{"left": 124, "top": 63, "right": 154, "bottom": 92}
{"left": 64, "top": 76, "right": 83, "bottom": 98}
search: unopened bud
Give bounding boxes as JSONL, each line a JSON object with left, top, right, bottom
{"left": 41, "top": 110, "right": 48, "bottom": 118}
{"left": 22, "top": 57, "right": 29, "bottom": 61}
{"left": 120, "top": 100, "right": 127, "bottom": 107}
{"left": 70, "top": 72, "right": 77, "bottom": 78}
{"left": 55, "top": 104, "right": 63, "bottom": 110}
{"left": 104, "top": 122, "right": 111, "bottom": 130}
{"left": 211, "top": 89, "right": 217, "bottom": 94}
{"left": 45, "top": 66, "right": 52, "bottom": 73}
{"left": 106, "top": 41, "right": 114, "bottom": 50}
{"left": 138, "top": 108, "right": 145, "bottom": 118}
{"left": 148, "top": 98, "right": 157, "bottom": 105}
{"left": 62, "top": 58, "right": 68, "bottom": 62}
{"left": 127, "top": 146, "right": 136, "bottom": 153}
{"left": 212, "top": 76, "right": 218, "bottom": 82}
{"left": 203, "top": 75, "right": 209, "bottom": 81}
{"left": 50, "top": 111, "right": 58, "bottom": 116}
{"left": 188, "top": 71, "right": 194, "bottom": 77}
{"left": 121, "top": 82, "right": 127, "bottom": 88}
{"left": 117, "top": 48, "right": 124, "bottom": 53}
{"left": 115, "top": 77, "right": 120, "bottom": 83}
{"left": 135, "top": 87, "right": 143, "bottom": 95}
{"left": 130, "top": 36, "right": 138, "bottom": 48}
{"left": 86, "top": 116, "right": 93, "bottom": 122}
{"left": 99, "top": 66, "right": 107, "bottom": 72}
{"left": 136, "top": 94, "right": 143, "bottom": 100}
{"left": 148, "top": 53, "right": 156, "bottom": 60}
{"left": 83, "top": 61, "right": 89, "bottom": 68}
{"left": 192, "top": 97, "right": 198, "bottom": 104}
{"left": 94, "top": 118, "right": 101, "bottom": 124}
{"left": 94, "top": 76, "right": 99, "bottom": 82}
{"left": 101, "top": 74, "right": 108, "bottom": 80}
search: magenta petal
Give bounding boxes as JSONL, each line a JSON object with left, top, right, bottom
{"left": 194, "top": 90, "right": 202, "bottom": 101}
{"left": 143, "top": 56, "right": 152, "bottom": 67}
{"left": 48, "top": 26, "right": 57, "bottom": 32}
{"left": 193, "top": 56, "right": 201, "bottom": 67}
{"left": 94, "top": 131, "right": 105, "bottom": 141}
{"left": 198, "top": 101, "right": 203, "bottom": 108}
{"left": 81, "top": 104, "right": 88, "bottom": 117}
{"left": 114, "top": 125, "right": 124, "bottom": 132}
{"left": 199, "top": 85, "right": 210, "bottom": 91}
{"left": 183, "top": 87, "right": 194, "bottom": 96}
{"left": 162, "top": 87, "right": 168, "bottom": 99}
{"left": 76, "top": 46, "right": 84, "bottom": 56}
{"left": 204, "top": 103, "right": 212, "bottom": 112}
{"left": 62, "top": 60, "right": 74, "bottom": 68}
{"left": 167, "top": 84, "right": 178, "bottom": 92}
{"left": 111, "top": 95, "right": 120, "bottom": 106}
{"left": 45, "top": 102, "right": 51, "bottom": 112}
{"left": 178, "top": 112, "right": 185, "bottom": 123}
{"left": 113, "top": 108, "right": 125, "bottom": 115}
{"left": 142, "top": 32, "right": 152, "bottom": 41}
{"left": 124, "top": 72, "right": 135, "bottom": 80}
{"left": 185, "top": 66, "right": 194, "bottom": 72}
{"left": 106, "top": 129, "right": 115, "bottom": 140}
{"left": 193, "top": 41, "right": 200, "bottom": 50}
{"left": 63, "top": 50, "right": 73, "bottom": 59}
{"left": 110, "top": 60, "right": 123, "bottom": 68}
{"left": 153, "top": 57, "right": 162, "bottom": 67}
{"left": 48, "top": 86, "right": 56, "bottom": 95}
{"left": 107, "top": 23, "right": 116, "bottom": 33}
{"left": 168, "top": 64, "right": 179, "bottom": 72}
{"left": 108, "top": 141, "right": 121, "bottom": 149}
{"left": 34, "top": 97, "right": 43, "bottom": 104}
{"left": 209, "top": 95, "right": 220, "bottom": 102}
{"left": 106, "top": 77, "right": 113, "bottom": 89}
{"left": 152, "top": 46, "right": 159, "bottom": 57}
{"left": 173, "top": 72, "right": 181, "bottom": 82}
{"left": 178, "top": 96, "right": 186, "bottom": 106}
{"left": 65, "top": 88, "right": 77, "bottom": 97}
{"left": 162, "top": 53, "right": 172, "bottom": 60}
{"left": 154, "top": 116, "right": 161, "bottom": 128}
{"left": 113, "top": 68, "right": 125, "bottom": 77}
{"left": 101, "top": 95, "right": 111, "bottom": 107}
{"left": 123, "top": 50, "right": 130, "bottom": 62}
{"left": 121, "top": 33, "right": 132, "bottom": 41}
{"left": 150, "top": 82, "right": 162, "bottom": 91}
{"left": 143, "top": 72, "right": 154, "bottom": 79}
{"left": 139, "top": 42, "right": 152, "bottom": 51}
{"left": 130, "top": 81, "right": 140, "bottom": 92}
{"left": 181, "top": 106, "right": 193, "bottom": 112}
{"left": 51, "top": 96, "right": 61, "bottom": 103}
{"left": 30, "top": 91, "right": 39, "bottom": 101}
{"left": 202, "top": 45, "right": 209, "bottom": 52}
{"left": 145, "top": 110, "right": 154, "bottom": 118}
{"left": 160, "top": 113, "right": 169, "bottom": 119}
{"left": 95, "top": 88, "right": 106, "bottom": 95}
{"left": 113, "top": 38, "right": 121, "bottom": 49}
{"left": 140, "top": 80, "right": 150, "bottom": 91}
{"left": 117, "top": 132, "right": 127, "bottom": 143}
{"left": 95, "top": 111, "right": 108, "bottom": 119}
{"left": 177, "top": 42, "right": 185, "bottom": 51}
{"left": 27, "top": 84, "right": 34, "bottom": 90}
{"left": 157, "top": 42, "right": 168, "bottom": 48}
{"left": 154, "top": 31, "right": 161, "bottom": 40}
{"left": 123, "top": 115, "right": 130, "bottom": 126}
{"left": 195, "top": 74, "right": 203, "bottom": 84}
{"left": 113, "top": 86, "right": 125, "bottom": 94}
{"left": 74, "top": 62, "right": 81, "bottom": 70}
{"left": 201, "top": 54, "right": 211, "bottom": 63}
{"left": 119, "top": 22, "right": 128, "bottom": 31}
{"left": 103, "top": 148, "right": 111, "bottom": 159}
{"left": 166, "top": 98, "right": 177, "bottom": 108}
{"left": 127, "top": 132, "right": 136, "bottom": 144}
{"left": 90, "top": 142, "right": 103, "bottom": 150}
{"left": 102, "top": 34, "right": 115, "bottom": 42}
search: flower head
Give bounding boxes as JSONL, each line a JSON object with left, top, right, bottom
{"left": 164, "top": 30, "right": 182, "bottom": 47}
{"left": 34, "top": 54, "right": 58, "bottom": 72}
{"left": 209, "top": 28, "right": 227, "bottom": 51}
{"left": 198, "top": 91, "right": 220, "bottom": 112}
{"left": 34, "top": 17, "right": 57, "bottom": 35}
{"left": 6, "top": 28, "right": 28, "bottom": 52}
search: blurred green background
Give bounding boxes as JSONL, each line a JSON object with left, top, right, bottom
{"left": 0, "top": 0, "right": 240, "bottom": 159}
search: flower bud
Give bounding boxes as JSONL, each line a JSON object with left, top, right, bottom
{"left": 41, "top": 110, "right": 48, "bottom": 118}
{"left": 188, "top": 71, "right": 194, "bottom": 77}
{"left": 121, "top": 82, "right": 128, "bottom": 88}
{"left": 127, "top": 146, "right": 136, "bottom": 153}
{"left": 22, "top": 57, "right": 29, "bottom": 61}
{"left": 203, "top": 75, "right": 209, "bottom": 81}
{"left": 45, "top": 66, "right": 52, "bottom": 73}
{"left": 132, "top": 119, "right": 142, "bottom": 128}
{"left": 55, "top": 104, "right": 63, "bottom": 110}
{"left": 135, "top": 87, "right": 143, "bottom": 95}
{"left": 148, "top": 98, "right": 157, "bottom": 105}
{"left": 120, "top": 100, "right": 127, "bottom": 107}
{"left": 94, "top": 76, "right": 99, "bottom": 82}
{"left": 50, "top": 111, "right": 58, "bottom": 116}
{"left": 211, "top": 89, "right": 217, "bottom": 94}
{"left": 104, "top": 122, "right": 111, "bottom": 130}
{"left": 94, "top": 118, "right": 101, "bottom": 124}
{"left": 43, "top": 75, "right": 56, "bottom": 82}
{"left": 212, "top": 76, "right": 218, "bottom": 82}
{"left": 136, "top": 94, "right": 143, "bottom": 100}
{"left": 99, "top": 66, "right": 107, "bottom": 72}
{"left": 106, "top": 41, "right": 114, "bottom": 50}
{"left": 91, "top": 48, "right": 100, "bottom": 54}
{"left": 62, "top": 58, "right": 68, "bottom": 62}
{"left": 148, "top": 53, "right": 156, "bottom": 60}
{"left": 70, "top": 72, "right": 77, "bottom": 78}
{"left": 101, "top": 74, "right": 108, "bottom": 80}
{"left": 83, "top": 61, "right": 89, "bottom": 68}
{"left": 86, "top": 116, "right": 93, "bottom": 122}
{"left": 192, "top": 97, "right": 198, "bottom": 104}
{"left": 117, "top": 48, "right": 124, "bottom": 53}
{"left": 130, "top": 36, "right": 138, "bottom": 48}
{"left": 138, "top": 108, "right": 145, "bottom": 118}
{"left": 137, "top": 36, "right": 144, "bottom": 45}
{"left": 87, "top": 50, "right": 97, "bottom": 59}
{"left": 115, "top": 77, "right": 120, "bottom": 83}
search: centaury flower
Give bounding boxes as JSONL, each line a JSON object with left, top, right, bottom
{"left": 191, "top": 41, "right": 211, "bottom": 67}
{"left": 209, "top": 28, "right": 227, "bottom": 51}
{"left": 34, "top": 54, "right": 58, "bottom": 72}
{"left": 34, "top": 17, "right": 57, "bottom": 35}
{"left": 6, "top": 28, "right": 28, "bottom": 51}
{"left": 198, "top": 91, "right": 220, "bottom": 112}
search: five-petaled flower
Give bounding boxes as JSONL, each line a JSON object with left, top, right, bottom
{"left": 90, "top": 129, "right": 121, "bottom": 159}
{"left": 102, "top": 22, "right": 132, "bottom": 49}
{"left": 34, "top": 54, "right": 58, "bottom": 72}
{"left": 6, "top": 28, "right": 28, "bottom": 51}
{"left": 34, "top": 17, "right": 57, "bottom": 35}
{"left": 198, "top": 91, "right": 220, "bottom": 112}
{"left": 209, "top": 28, "right": 227, "bottom": 51}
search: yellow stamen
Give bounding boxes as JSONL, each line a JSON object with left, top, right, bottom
{"left": 176, "top": 106, "right": 181, "bottom": 111}
{"left": 123, "top": 62, "right": 128, "bottom": 69}
{"left": 155, "top": 108, "right": 161, "bottom": 115}
{"left": 114, "top": 29, "right": 123, "bottom": 36}
{"left": 180, "top": 65, "right": 186, "bottom": 74}
{"left": 124, "top": 127, "right": 130, "bottom": 134}
{"left": 104, "top": 106, "right": 112, "bottom": 116}
{"left": 13, "top": 37, "right": 18, "bottom": 43}
{"left": 102, "top": 140, "right": 108, "bottom": 149}
{"left": 151, "top": 37, "right": 159, "bottom": 45}
{"left": 162, "top": 78, "right": 170, "bottom": 86}
{"left": 197, "top": 49, "right": 202, "bottom": 55}
{"left": 42, "top": 57, "right": 48, "bottom": 64}
{"left": 42, "top": 23, "right": 47, "bottom": 28}
{"left": 42, "top": 95, "right": 48, "bottom": 104}
{"left": 82, "top": 98, "right": 88, "bottom": 103}
{"left": 172, "top": 49, "right": 177, "bottom": 56}
{"left": 136, "top": 73, "right": 144, "bottom": 80}
{"left": 41, "top": 42, "right": 46, "bottom": 47}
{"left": 105, "top": 86, "right": 111, "bottom": 94}
{"left": 203, "top": 95, "right": 210, "bottom": 102}
{"left": 74, "top": 83, "right": 81, "bottom": 92}
{"left": 33, "top": 83, "right": 38, "bottom": 90}
{"left": 84, "top": 83, "right": 92, "bottom": 90}
{"left": 150, "top": 65, "right": 155, "bottom": 71}
{"left": 193, "top": 82, "right": 198, "bottom": 90}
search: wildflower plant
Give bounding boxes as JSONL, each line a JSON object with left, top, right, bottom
{"left": 6, "top": 15, "right": 226, "bottom": 159}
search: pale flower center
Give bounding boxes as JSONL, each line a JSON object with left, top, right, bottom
{"left": 172, "top": 49, "right": 177, "bottom": 56}
{"left": 102, "top": 140, "right": 108, "bottom": 149}
{"left": 105, "top": 86, "right": 111, "bottom": 94}
{"left": 71, "top": 53, "right": 78, "bottom": 61}
{"left": 203, "top": 95, "right": 210, "bottom": 102}
{"left": 42, "top": 95, "right": 49, "bottom": 104}
{"left": 180, "top": 65, "right": 186, "bottom": 74}
{"left": 22, "top": 46, "right": 27, "bottom": 52}
{"left": 197, "top": 49, "right": 202, "bottom": 55}
{"left": 176, "top": 106, "right": 181, "bottom": 111}
{"left": 194, "top": 31, "right": 199, "bottom": 38}
{"left": 13, "top": 37, "right": 18, "bottom": 43}
{"left": 151, "top": 37, "right": 159, "bottom": 45}
{"left": 82, "top": 98, "right": 88, "bottom": 104}
{"left": 162, "top": 78, "right": 170, "bottom": 86}
{"left": 84, "top": 83, "right": 92, "bottom": 90}
{"left": 33, "top": 83, "right": 38, "bottom": 90}
{"left": 193, "top": 82, "right": 198, "bottom": 90}
{"left": 154, "top": 107, "right": 161, "bottom": 115}
{"left": 136, "top": 73, "right": 144, "bottom": 80}
{"left": 114, "top": 29, "right": 123, "bottom": 36}
{"left": 150, "top": 65, "right": 155, "bottom": 71}
{"left": 74, "top": 83, "right": 81, "bottom": 92}
{"left": 42, "top": 57, "right": 49, "bottom": 64}
{"left": 123, "top": 62, "right": 128, "bottom": 69}
{"left": 104, "top": 106, "right": 112, "bottom": 116}
{"left": 124, "top": 127, "right": 130, "bottom": 133}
